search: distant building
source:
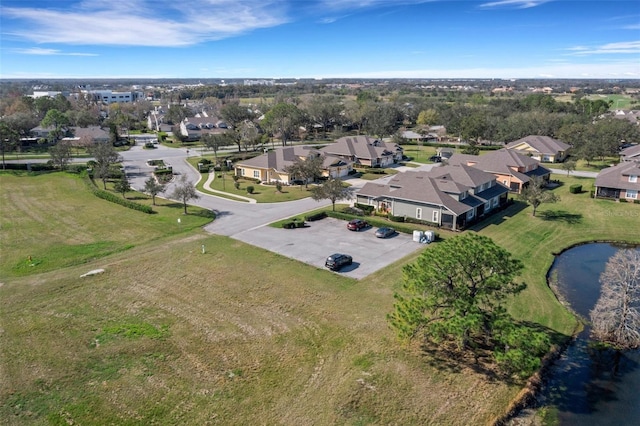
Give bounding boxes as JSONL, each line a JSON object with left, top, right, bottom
{"left": 81, "top": 90, "right": 144, "bottom": 104}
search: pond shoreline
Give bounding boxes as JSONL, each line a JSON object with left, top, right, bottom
{"left": 495, "top": 239, "right": 640, "bottom": 425}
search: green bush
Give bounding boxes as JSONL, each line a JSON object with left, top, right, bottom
{"left": 569, "top": 184, "right": 582, "bottom": 194}
{"left": 275, "top": 182, "right": 283, "bottom": 192}
{"left": 305, "top": 212, "right": 327, "bottom": 221}
{"left": 83, "top": 175, "right": 154, "bottom": 214}
{"left": 247, "top": 185, "right": 255, "bottom": 194}
{"left": 234, "top": 182, "right": 240, "bottom": 190}
{"left": 388, "top": 214, "right": 405, "bottom": 222}
{"left": 354, "top": 203, "right": 375, "bottom": 214}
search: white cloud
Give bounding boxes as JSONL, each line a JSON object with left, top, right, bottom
{"left": 478, "top": 0, "right": 551, "bottom": 9}
{"left": 1, "top": 0, "right": 289, "bottom": 47}
{"left": 566, "top": 40, "right": 640, "bottom": 55}
{"left": 13, "top": 47, "right": 98, "bottom": 56}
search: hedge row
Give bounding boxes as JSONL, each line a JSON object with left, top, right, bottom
{"left": 84, "top": 175, "right": 154, "bottom": 214}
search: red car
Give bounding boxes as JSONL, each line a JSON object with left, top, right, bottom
{"left": 347, "top": 219, "right": 369, "bottom": 231}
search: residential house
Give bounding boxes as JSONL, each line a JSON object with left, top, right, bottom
{"left": 320, "top": 135, "right": 403, "bottom": 167}
{"left": 448, "top": 148, "right": 551, "bottom": 193}
{"left": 179, "top": 117, "right": 227, "bottom": 141}
{"left": 356, "top": 164, "right": 510, "bottom": 231}
{"left": 620, "top": 144, "right": 640, "bottom": 162}
{"left": 401, "top": 130, "right": 438, "bottom": 142}
{"left": 594, "top": 162, "right": 640, "bottom": 201}
{"left": 61, "top": 126, "right": 110, "bottom": 146}
{"left": 147, "top": 111, "right": 171, "bottom": 132}
{"left": 29, "top": 125, "right": 60, "bottom": 140}
{"left": 506, "top": 135, "right": 570, "bottom": 162}
{"left": 234, "top": 146, "right": 352, "bottom": 184}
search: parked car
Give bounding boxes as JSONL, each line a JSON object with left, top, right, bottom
{"left": 347, "top": 219, "right": 369, "bottom": 231}
{"left": 325, "top": 253, "right": 353, "bottom": 271}
{"left": 429, "top": 155, "right": 442, "bottom": 163}
{"left": 375, "top": 227, "right": 397, "bottom": 238}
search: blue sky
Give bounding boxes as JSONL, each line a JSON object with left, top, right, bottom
{"left": 1, "top": 0, "right": 639, "bottom": 79}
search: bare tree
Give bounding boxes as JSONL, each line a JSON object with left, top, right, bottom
{"left": 590, "top": 249, "right": 640, "bottom": 350}
{"left": 170, "top": 175, "right": 200, "bottom": 214}
{"left": 89, "top": 142, "right": 121, "bottom": 189}
{"left": 49, "top": 140, "right": 73, "bottom": 170}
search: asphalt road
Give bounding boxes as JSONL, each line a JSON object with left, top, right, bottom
{"left": 117, "top": 144, "right": 435, "bottom": 279}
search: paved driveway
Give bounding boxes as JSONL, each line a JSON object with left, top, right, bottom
{"left": 118, "top": 146, "right": 432, "bottom": 279}
{"left": 232, "top": 217, "right": 425, "bottom": 279}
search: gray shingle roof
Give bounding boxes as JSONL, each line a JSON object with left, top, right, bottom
{"left": 595, "top": 162, "right": 640, "bottom": 191}
{"left": 236, "top": 146, "right": 321, "bottom": 173}
{"left": 449, "top": 149, "right": 550, "bottom": 183}
{"left": 360, "top": 173, "right": 472, "bottom": 215}
{"left": 621, "top": 144, "right": 640, "bottom": 161}
{"left": 320, "top": 135, "right": 400, "bottom": 161}
{"left": 506, "top": 135, "right": 570, "bottom": 155}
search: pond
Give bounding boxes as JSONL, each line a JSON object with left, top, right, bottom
{"left": 535, "top": 242, "right": 640, "bottom": 425}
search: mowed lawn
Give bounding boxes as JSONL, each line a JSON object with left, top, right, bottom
{"left": 1, "top": 171, "right": 640, "bottom": 425}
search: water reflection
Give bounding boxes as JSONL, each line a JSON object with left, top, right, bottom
{"left": 539, "top": 243, "right": 640, "bottom": 425}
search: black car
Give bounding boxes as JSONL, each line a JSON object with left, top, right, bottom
{"left": 325, "top": 253, "right": 353, "bottom": 271}
{"left": 429, "top": 155, "right": 442, "bottom": 163}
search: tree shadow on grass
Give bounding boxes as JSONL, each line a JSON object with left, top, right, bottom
{"left": 418, "top": 323, "right": 570, "bottom": 386}
{"left": 538, "top": 210, "right": 583, "bottom": 224}
{"left": 468, "top": 200, "right": 528, "bottom": 231}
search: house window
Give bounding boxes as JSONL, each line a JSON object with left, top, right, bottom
{"left": 493, "top": 197, "right": 499, "bottom": 207}
{"left": 241, "top": 169, "right": 245, "bottom": 176}
{"left": 416, "top": 208, "right": 422, "bottom": 220}
{"left": 253, "top": 170, "right": 260, "bottom": 179}
{"left": 432, "top": 210, "right": 439, "bottom": 223}
{"left": 460, "top": 191, "right": 466, "bottom": 200}
{"left": 485, "top": 202, "right": 491, "bottom": 211}
{"left": 629, "top": 175, "right": 638, "bottom": 183}
{"left": 626, "top": 190, "right": 638, "bottom": 199}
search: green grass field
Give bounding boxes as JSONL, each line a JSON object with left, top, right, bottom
{"left": 1, "top": 170, "right": 639, "bottom": 425}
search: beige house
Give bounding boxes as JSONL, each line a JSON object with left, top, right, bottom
{"left": 320, "top": 135, "right": 403, "bottom": 167}
{"left": 506, "top": 135, "right": 570, "bottom": 163}
{"left": 235, "top": 146, "right": 352, "bottom": 184}
{"left": 448, "top": 148, "right": 551, "bottom": 194}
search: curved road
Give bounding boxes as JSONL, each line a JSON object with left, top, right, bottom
{"left": 119, "top": 145, "right": 443, "bottom": 279}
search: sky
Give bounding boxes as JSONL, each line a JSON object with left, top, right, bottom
{"left": 0, "top": 0, "right": 639, "bottom": 80}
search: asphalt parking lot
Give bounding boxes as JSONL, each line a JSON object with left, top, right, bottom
{"left": 232, "top": 217, "right": 427, "bottom": 279}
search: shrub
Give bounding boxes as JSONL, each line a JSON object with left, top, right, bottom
{"left": 388, "top": 214, "right": 405, "bottom": 222}
{"left": 232, "top": 175, "right": 239, "bottom": 182}
{"left": 275, "top": 181, "right": 283, "bottom": 192}
{"left": 83, "top": 176, "right": 154, "bottom": 214}
{"left": 569, "top": 184, "right": 582, "bottom": 194}
{"left": 234, "top": 182, "right": 240, "bottom": 190}
{"left": 354, "top": 203, "right": 375, "bottom": 214}
{"left": 246, "top": 185, "right": 255, "bottom": 194}
{"left": 305, "top": 212, "right": 327, "bottom": 222}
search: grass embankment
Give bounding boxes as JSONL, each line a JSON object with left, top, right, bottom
{"left": 475, "top": 174, "right": 640, "bottom": 332}
{"left": 0, "top": 172, "right": 214, "bottom": 278}
{"left": 1, "top": 171, "right": 639, "bottom": 425}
